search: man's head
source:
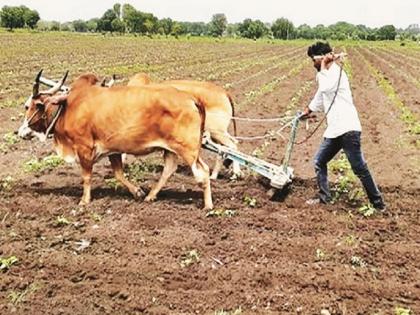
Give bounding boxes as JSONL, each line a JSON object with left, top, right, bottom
{"left": 307, "top": 42, "right": 333, "bottom": 71}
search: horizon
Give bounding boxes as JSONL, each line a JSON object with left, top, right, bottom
{"left": 0, "top": 0, "right": 419, "bottom": 29}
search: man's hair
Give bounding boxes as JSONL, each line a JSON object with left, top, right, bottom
{"left": 307, "top": 42, "right": 332, "bottom": 58}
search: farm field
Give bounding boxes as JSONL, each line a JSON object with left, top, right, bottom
{"left": 0, "top": 32, "right": 419, "bottom": 314}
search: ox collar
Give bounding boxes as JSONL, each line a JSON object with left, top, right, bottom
{"left": 41, "top": 104, "right": 64, "bottom": 142}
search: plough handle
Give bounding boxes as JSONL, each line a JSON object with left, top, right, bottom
{"left": 282, "top": 111, "right": 301, "bottom": 172}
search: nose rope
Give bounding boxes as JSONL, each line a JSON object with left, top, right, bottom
{"left": 26, "top": 108, "right": 41, "bottom": 127}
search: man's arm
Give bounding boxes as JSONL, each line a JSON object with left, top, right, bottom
{"left": 317, "top": 54, "right": 340, "bottom": 92}
{"left": 301, "top": 88, "right": 323, "bottom": 119}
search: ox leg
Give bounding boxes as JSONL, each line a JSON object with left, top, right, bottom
{"left": 145, "top": 151, "right": 178, "bottom": 202}
{"left": 109, "top": 154, "right": 145, "bottom": 200}
{"left": 79, "top": 160, "right": 93, "bottom": 206}
{"left": 210, "top": 132, "right": 242, "bottom": 179}
{"left": 191, "top": 157, "right": 213, "bottom": 210}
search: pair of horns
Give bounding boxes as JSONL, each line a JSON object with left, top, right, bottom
{"left": 33, "top": 70, "right": 69, "bottom": 97}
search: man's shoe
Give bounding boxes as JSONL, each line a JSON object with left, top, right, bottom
{"left": 306, "top": 198, "right": 321, "bottom": 205}
{"left": 373, "top": 202, "right": 386, "bottom": 212}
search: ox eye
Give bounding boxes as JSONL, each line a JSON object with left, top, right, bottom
{"left": 24, "top": 104, "right": 29, "bottom": 110}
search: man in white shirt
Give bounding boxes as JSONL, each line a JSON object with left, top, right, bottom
{"left": 302, "top": 42, "right": 385, "bottom": 211}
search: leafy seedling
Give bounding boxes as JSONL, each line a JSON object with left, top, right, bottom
{"left": 0, "top": 256, "right": 18, "bottom": 271}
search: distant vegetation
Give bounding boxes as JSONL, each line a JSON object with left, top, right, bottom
{"left": 1, "top": 3, "right": 419, "bottom": 41}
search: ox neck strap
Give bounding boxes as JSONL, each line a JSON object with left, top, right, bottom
{"left": 44, "top": 104, "right": 64, "bottom": 140}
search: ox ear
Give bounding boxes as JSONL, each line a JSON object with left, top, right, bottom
{"left": 45, "top": 93, "right": 68, "bottom": 106}
{"left": 32, "top": 69, "right": 43, "bottom": 97}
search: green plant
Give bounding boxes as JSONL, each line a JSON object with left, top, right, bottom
{"left": 56, "top": 216, "right": 71, "bottom": 226}
{"left": 214, "top": 308, "right": 242, "bottom": 315}
{"left": 344, "top": 234, "right": 357, "bottom": 246}
{"left": 104, "top": 178, "right": 122, "bottom": 190}
{"left": 315, "top": 248, "right": 326, "bottom": 261}
{"left": 358, "top": 204, "right": 376, "bottom": 217}
{"left": 91, "top": 212, "right": 103, "bottom": 222}
{"left": 0, "top": 175, "right": 14, "bottom": 192}
{"left": 329, "top": 153, "right": 365, "bottom": 203}
{"left": 125, "top": 160, "right": 160, "bottom": 183}
{"left": 8, "top": 283, "right": 41, "bottom": 305}
{"left": 243, "top": 195, "right": 257, "bottom": 207}
{"left": 180, "top": 249, "right": 200, "bottom": 268}
{"left": 0, "top": 132, "right": 20, "bottom": 153}
{"left": 350, "top": 255, "right": 367, "bottom": 268}
{"left": 3, "top": 132, "right": 20, "bottom": 145}
{"left": 206, "top": 208, "right": 237, "bottom": 218}
{"left": 395, "top": 307, "right": 411, "bottom": 315}
{"left": 364, "top": 56, "right": 419, "bottom": 137}
{"left": 23, "top": 155, "right": 64, "bottom": 173}
{"left": 0, "top": 256, "right": 18, "bottom": 270}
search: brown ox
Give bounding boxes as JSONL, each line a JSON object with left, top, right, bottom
{"left": 18, "top": 71, "right": 213, "bottom": 210}
{"left": 126, "top": 73, "right": 241, "bottom": 179}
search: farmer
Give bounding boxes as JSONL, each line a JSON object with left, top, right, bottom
{"left": 301, "top": 41, "right": 386, "bottom": 211}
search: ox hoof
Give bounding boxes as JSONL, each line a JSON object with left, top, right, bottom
{"left": 202, "top": 203, "right": 214, "bottom": 211}
{"left": 133, "top": 188, "right": 146, "bottom": 200}
{"left": 144, "top": 195, "right": 156, "bottom": 202}
{"left": 210, "top": 174, "right": 219, "bottom": 180}
{"left": 229, "top": 172, "right": 243, "bottom": 181}
{"left": 78, "top": 200, "right": 90, "bottom": 206}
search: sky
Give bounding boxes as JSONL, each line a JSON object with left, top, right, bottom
{"left": 0, "top": 0, "right": 419, "bottom": 29}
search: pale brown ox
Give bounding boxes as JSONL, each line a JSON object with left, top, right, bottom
{"left": 18, "top": 71, "right": 213, "bottom": 210}
{"left": 126, "top": 73, "right": 241, "bottom": 179}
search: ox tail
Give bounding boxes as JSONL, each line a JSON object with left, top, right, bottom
{"left": 193, "top": 99, "right": 206, "bottom": 156}
{"left": 227, "top": 93, "right": 237, "bottom": 137}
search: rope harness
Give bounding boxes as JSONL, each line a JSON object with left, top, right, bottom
{"left": 226, "top": 64, "right": 344, "bottom": 145}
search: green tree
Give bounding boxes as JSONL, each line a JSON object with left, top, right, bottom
{"left": 171, "top": 22, "right": 183, "bottom": 37}
{"left": 159, "top": 18, "right": 173, "bottom": 35}
{"left": 111, "top": 18, "right": 125, "bottom": 33}
{"left": 376, "top": 24, "right": 397, "bottom": 40}
{"left": 86, "top": 18, "right": 98, "bottom": 32}
{"left": 296, "top": 24, "right": 314, "bottom": 39}
{"left": 209, "top": 13, "right": 227, "bottom": 37}
{"left": 73, "top": 19, "right": 88, "bottom": 32}
{"left": 23, "top": 9, "right": 40, "bottom": 29}
{"left": 0, "top": 6, "right": 25, "bottom": 30}
{"left": 49, "top": 21, "right": 61, "bottom": 31}
{"left": 143, "top": 19, "right": 154, "bottom": 34}
{"left": 180, "top": 21, "right": 208, "bottom": 36}
{"left": 97, "top": 9, "right": 117, "bottom": 32}
{"left": 238, "top": 19, "right": 268, "bottom": 39}
{"left": 61, "top": 22, "right": 74, "bottom": 32}
{"left": 328, "top": 21, "right": 355, "bottom": 39}
{"left": 312, "top": 24, "right": 331, "bottom": 40}
{"left": 271, "top": 18, "right": 295, "bottom": 39}
{"left": 113, "top": 3, "right": 121, "bottom": 19}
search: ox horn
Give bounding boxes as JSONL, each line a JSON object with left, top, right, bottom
{"left": 45, "top": 70, "right": 69, "bottom": 94}
{"left": 108, "top": 74, "right": 116, "bottom": 87}
{"left": 32, "top": 69, "right": 43, "bottom": 97}
{"left": 101, "top": 74, "right": 116, "bottom": 88}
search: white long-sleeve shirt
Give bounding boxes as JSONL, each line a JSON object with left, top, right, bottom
{"left": 308, "top": 62, "right": 362, "bottom": 138}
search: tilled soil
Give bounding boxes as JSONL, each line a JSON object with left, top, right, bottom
{"left": 0, "top": 36, "right": 419, "bottom": 315}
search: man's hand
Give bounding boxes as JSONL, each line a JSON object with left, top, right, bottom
{"left": 300, "top": 107, "right": 312, "bottom": 120}
{"left": 321, "top": 52, "right": 335, "bottom": 70}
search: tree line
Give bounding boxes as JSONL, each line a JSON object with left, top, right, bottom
{"left": 1, "top": 3, "right": 419, "bottom": 41}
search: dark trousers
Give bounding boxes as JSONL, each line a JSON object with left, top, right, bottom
{"left": 314, "top": 131, "right": 384, "bottom": 206}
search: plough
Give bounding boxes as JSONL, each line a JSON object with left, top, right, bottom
{"left": 203, "top": 112, "right": 301, "bottom": 189}
{"left": 38, "top": 75, "right": 301, "bottom": 190}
